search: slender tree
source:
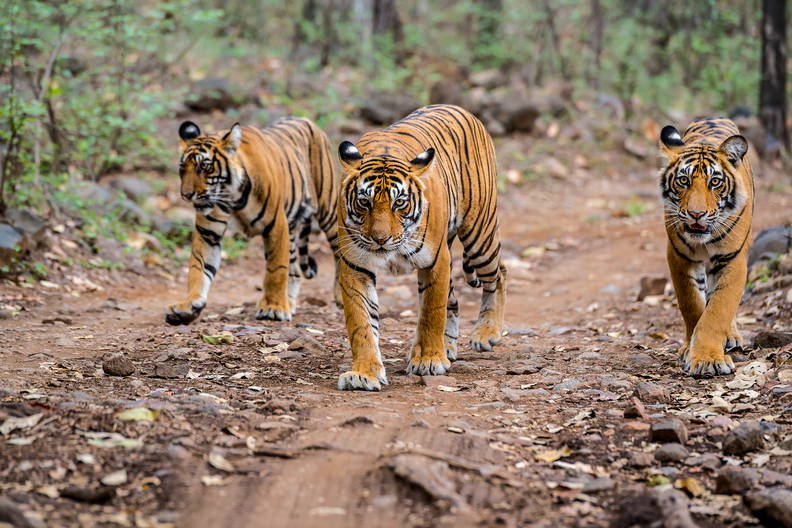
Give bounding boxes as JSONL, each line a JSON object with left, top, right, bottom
{"left": 759, "top": 0, "right": 788, "bottom": 150}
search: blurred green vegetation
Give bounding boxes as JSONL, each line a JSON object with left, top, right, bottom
{"left": 0, "top": 0, "right": 779, "bottom": 258}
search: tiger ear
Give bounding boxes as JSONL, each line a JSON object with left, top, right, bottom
{"left": 719, "top": 135, "right": 748, "bottom": 166}
{"left": 409, "top": 148, "right": 435, "bottom": 178}
{"left": 659, "top": 126, "right": 685, "bottom": 158}
{"left": 339, "top": 141, "right": 363, "bottom": 171}
{"left": 178, "top": 120, "right": 201, "bottom": 150}
{"left": 221, "top": 123, "right": 242, "bottom": 155}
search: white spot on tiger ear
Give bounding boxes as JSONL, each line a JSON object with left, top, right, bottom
{"left": 344, "top": 144, "right": 360, "bottom": 156}
{"left": 416, "top": 151, "right": 429, "bottom": 160}
{"left": 668, "top": 131, "right": 682, "bottom": 142}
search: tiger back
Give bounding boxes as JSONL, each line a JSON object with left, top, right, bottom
{"left": 165, "top": 117, "right": 339, "bottom": 325}
{"left": 335, "top": 104, "right": 506, "bottom": 391}
{"left": 659, "top": 117, "right": 754, "bottom": 376}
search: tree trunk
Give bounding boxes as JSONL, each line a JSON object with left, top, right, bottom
{"left": 759, "top": 0, "right": 788, "bottom": 149}
{"left": 372, "top": 0, "right": 403, "bottom": 45}
{"left": 588, "top": 0, "right": 603, "bottom": 88}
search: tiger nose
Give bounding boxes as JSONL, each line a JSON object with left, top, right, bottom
{"left": 373, "top": 235, "right": 391, "bottom": 246}
{"left": 182, "top": 191, "right": 195, "bottom": 200}
{"left": 689, "top": 210, "right": 706, "bottom": 220}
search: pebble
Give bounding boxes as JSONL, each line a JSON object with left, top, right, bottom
{"left": 654, "top": 443, "right": 689, "bottom": 463}
{"left": 153, "top": 363, "right": 188, "bottom": 379}
{"left": 744, "top": 488, "right": 792, "bottom": 528}
{"left": 102, "top": 355, "right": 135, "bottom": 377}
{"left": 630, "top": 451, "right": 654, "bottom": 467}
{"left": 715, "top": 465, "right": 761, "bottom": 495}
{"left": 503, "top": 359, "right": 544, "bottom": 375}
{"left": 553, "top": 379, "right": 581, "bottom": 392}
{"left": 723, "top": 421, "right": 765, "bottom": 456}
{"left": 650, "top": 418, "right": 688, "bottom": 444}
{"left": 635, "top": 382, "right": 670, "bottom": 404}
{"left": 288, "top": 335, "right": 325, "bottom": 354}
{"left": 624, "top": 421, "right": 651, "bottom": 432}
{"left": 657, "top": 466, "right": 680, "bottom": 478}
{"left": 578, "top": 351, "right": 604, "bottom": 360}
{"left": 605, "top": 408, "right": 624, "bottom": 419}
{"left": 684, "top": 453, "right": 721, "bottom": 470}
{"left": 421, "top": 375, "right": 458, "bottom": 388}
{"left": 582, "top": 477, "right": 614, "bottom": 493}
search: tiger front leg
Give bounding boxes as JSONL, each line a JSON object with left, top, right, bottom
{"left": 165, "top": 214, "right": 227, "bottom": 325}
{"left": 256, "top": 215, "right": 292, "bottom": 321}
{"left": 667, "top": 245, "right": 706, "bottom": 362}
{"left": 686, "top": 253, "right": 747, "bottom": 376}
{"left": 337, "top": 259, "right": 387, "bottom": 391}
{"left": 407, "top": 247, "right": 452, "bottom": 376}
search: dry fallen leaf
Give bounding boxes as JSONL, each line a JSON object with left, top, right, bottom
{"left": 675, "top": 478, "right": 704, "bottom": 497}
{"left": 115, "top": 407, "right": 159, "bottom": 422}
{"left": 101, "top": 469, "right": 128, "bottom": 486}
{"left": 202, "top": 475, "right": 226, "bottom": 486}
{"left": 437, "top": 385, "right": 462, "bottom": 392}
{"left": 535, "top": 446, "right": 572, "bottom": 463}
{"left": 0, "top": 413, "right": 43, "bottom": 435}
{"left": 208, "top": 452, "right": 235, "bottom": 472}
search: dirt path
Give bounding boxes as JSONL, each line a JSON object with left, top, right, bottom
{"left": 1, "top": 165, "right": 791, "bottom": 527}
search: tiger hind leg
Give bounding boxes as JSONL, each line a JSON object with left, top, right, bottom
{"left": 297, "top": 220, "right": 317, "bottom": 279}
{"left": 445, "top": 277, "right": 460, "bottom": 361}
{"left": 470, "top": 263, "right": 506, "bottom": 352}
{"left": 287, "top": 235, "right": 302, "bottom": 313}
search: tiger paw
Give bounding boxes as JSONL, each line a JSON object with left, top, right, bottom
{"left": 337, "top": 366, "right": 387, "bottom": 391}
{"left": 255, "top": 301, "right": 292, "bottom": 321}
{"left": 445, "top": 339, "right": 458, "bottom": 361}
{"left": 725, "top": 328, "right": 743, "bottom": 351}
{"left": 406, "top": 344, "right": 451, "bottom": 376}
{"left": 301, "top": 256, "right": 318, "bottom": 279}
{"left": 682, "top": 343, "right": 735, "bottom": 376}
{"left": 470, "top": 320, "right": 502, "bottom": 352}
{"left": 164, "top": 301, "right": 204, "bottom": 326}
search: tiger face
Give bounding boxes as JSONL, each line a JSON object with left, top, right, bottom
{"left": 178, "top": 121, "right": 245, "bottom": 213}
{"left": 338, "top": 141, "right": 435, "bottom": 254}
{"left": 659, "top": 126, "right": 748, "bottom": 244}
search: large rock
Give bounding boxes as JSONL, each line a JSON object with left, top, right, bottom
{"left": 723, "top": 421, "right": 766, "bottom": 455}
{"left": 0, "top": 224, "right": 25, "bottom": 267}
{"left": 360, "top": 92, "right": 420, "bottom": 125}
{"left": 749, "top": 226, "right": 792, "bottom": 267}
{"left": 744, "top": 488, "right": 792, "bottom": 528}
{"left": 635, "top": 381, "right": 671, "bottom": 404}
{"left": 107, "top": 176, "right": 154, "bottom": 201}
{"left": 4, "top": 208, "right": 46, "bottom": 244}
{"left": 650, "top": 418, "right": 688, "bottom": 444}
{"left": 185, "top": 77, "right": 242, "bottom": 113}
{"left": 715, "top": 465, "right": 761, "bottom": 495}
{"left": 611, "top": 488, "right": 699, "bottom": 528}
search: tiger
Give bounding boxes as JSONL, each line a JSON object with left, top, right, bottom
{"left": 659, "top": 117, "right": 754, "bottom": 376}
{"left": 336, "top": 104, "right": 507, "bottom": 391}
{"left": 165, "top": 117, "right": 340, "bottom": 325}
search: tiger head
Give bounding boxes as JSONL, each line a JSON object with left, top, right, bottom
{"left": 178, "top": 121, "right": 246, "bottom": 212}
{"left": 338, "top": 141, "right": 435, "bottom": 254}
{"left": 659, "top": 126, "right": 748, "bottom": 243}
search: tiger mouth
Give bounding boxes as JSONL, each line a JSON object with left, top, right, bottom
{"left": 684, "top": 223, "right": 710, "bottom": 234}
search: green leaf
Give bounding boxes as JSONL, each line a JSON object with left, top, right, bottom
{"left": 115, "top": 407, "right": 160, "bottom": 421}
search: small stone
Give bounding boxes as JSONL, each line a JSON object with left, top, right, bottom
{"left": 605, "top": 408, "right": 624, "bottom": 419}
{"left": 153, "top": 363, "right": 188, "bottom": 379}
{"left": 583, "top": 477, "right": 614, "bottom": 493}
{"left": 657, "top": 466, "right": 680, "bottom": 479}
{"left": 723, "top": 421, "right": 765, "bottom": 456}
{"left": 421, "top": 375, "right": 457, "bottom": 388}
{"left": 630, "top": 452, "right": 655, "bottom": 467}
{"left": 287, "top": 335, "right": 325, "bottom": 354}
{"left": 635, "top": 382, "right": 670, "bottom": 404}
{"left": 684, "top": 453, "right": 721, "bottom": 470}
{"left": 277, "top": 350, "right": 304, "bottom": 360}
{"left": 650, "top": 418, "right": 688, "bottom": 444}
{"left": 553, "top": 379, "right": 581, "bottom": 392}
{"left": 625, "top": 421, "right": 651, "bottom": 432}
{"left": 715, "top": 465, "right": 761, "bottom": 495}
{"left": 637, "top": 276, "right": 668, "bottom": 301}
{"left": 102, "top": 355, "right": 135, "bottom": 377}
{"left": 753, "top": 330, "right": 792, "bottom": 349}
{"left": 654, "top": 443, "right": 689, "bottom": 463}
{"left": 503, "top": 359, "right": 544, "bottom": 375}
{"left": 744, "top": 488, "right": 792, "bottom": 528}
